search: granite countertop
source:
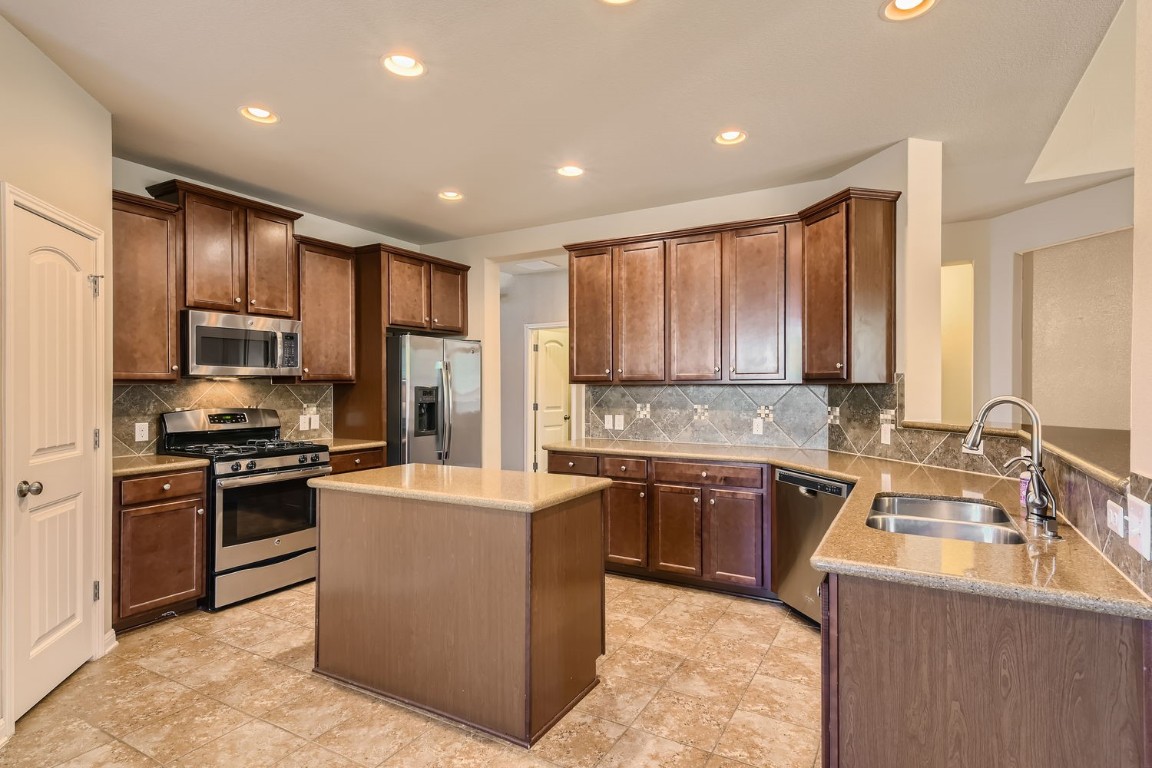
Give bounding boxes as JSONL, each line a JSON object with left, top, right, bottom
{"left": 545, "top": 439, "right": 1152, "bottom": 620}
{"left": 112, "top": 454, "right": 210, "bottom": 478}
{"left": 320, "top": 438, "right": 387, "bottom": 453}
{"left": 309, "top": 463, "right": 612, "bottom": 513}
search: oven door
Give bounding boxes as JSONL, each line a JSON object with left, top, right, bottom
{"left": 185, "top": 310, "right": 302, "bottom": 377}
{"left": 214, "top": 466, "right": 331, "bottom": 572}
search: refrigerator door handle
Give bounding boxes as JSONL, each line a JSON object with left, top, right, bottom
{"left": 442, "top": 360, "right": 454, "bottom": 462}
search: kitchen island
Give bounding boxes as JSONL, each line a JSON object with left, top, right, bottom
{"left": 307, "top": 463, "right": 611, "bottom": 746}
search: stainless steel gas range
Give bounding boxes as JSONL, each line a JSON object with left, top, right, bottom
{"left": 159, "top": 408, "right": 331, "bottom": 609}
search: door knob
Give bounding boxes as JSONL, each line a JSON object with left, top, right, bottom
{"left": 16, "top": 481, "right": 43, "bottom": 498}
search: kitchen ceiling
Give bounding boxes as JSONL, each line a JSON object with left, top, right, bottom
{"left": 0, "top": 0, "right": 1127, "bottom": 244}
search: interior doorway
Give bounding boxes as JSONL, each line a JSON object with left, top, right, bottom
{"left": 526, "top": 324, "right": 570, "bottom": 471}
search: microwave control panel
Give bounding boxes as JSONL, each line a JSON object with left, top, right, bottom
{"left": 282, "top": 333, "right": 299, "bottom": 368}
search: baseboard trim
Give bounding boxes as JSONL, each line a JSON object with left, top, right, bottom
{"left": 102, "top": 629, "right": 118, "bottom": 656}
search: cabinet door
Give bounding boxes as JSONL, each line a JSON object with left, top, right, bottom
{"left": 613, "top": 240, "right": 665, "bottom": 382}
{"left": 300, "top": 242, "right": 356, "bottom": 381}
{"left": 725, "top": 225, "right": 786, "bottom": 381}
{"left": 388, "top": 253, "right": 431, "bottom": 329}
{"left": 246, "top": 209, "right": 297, "bottom": 317}
{"left": 605, "top": 481, "right": 648, "bottom": 567}
{"left": 667, "top": 233, "right": 722, "bottom": 381}
{"left": 803, "top": 203, "right": 849, "bottom": 380}
{"left": 430, "top": 263, "right": 467, "bottom": 333}
{"left": 118, "top": 498, "right": 205, "bottom": 620}
{"left": 650, "top": 484, "right": 702, "bottom": 576}
{"left": 569, "top": 247, "right": 613, "bottom": 383}
{"left": 703, "top": 489, "right": 764, "bottom": 587}
{"left": 184, "top": 193, "right": 244, "bottom": 312}
{"left": 112, "top": 196, "right": 179, "bottom": 380}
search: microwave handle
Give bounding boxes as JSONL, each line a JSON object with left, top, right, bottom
{"left": 273, "top": 330, "right": 284, "bottom": 370}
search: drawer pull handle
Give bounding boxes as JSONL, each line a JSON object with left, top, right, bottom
{"left": 701, "top": 471, "right": 708, "bottom": 479}
{"left": 354, "top": 458, "right": 361, "bottom": 465}
{"left": 162, "top": 483, "right": 172, "bottom": 491}
{"left": 568, "top": 461, "right": 575, "bottom": 468}
{"left": 196, "top": 508, "right": 204, "bottom": 516}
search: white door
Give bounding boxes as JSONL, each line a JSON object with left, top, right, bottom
{"left": 3, "top": 187, "right": 102, "bottom": 721}
{"left": 532, "top": 328, "right": 570, "bottom": 471}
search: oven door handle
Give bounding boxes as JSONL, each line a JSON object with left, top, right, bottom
{"left": 216, "top": 466, "right": 333, "bottom": 490}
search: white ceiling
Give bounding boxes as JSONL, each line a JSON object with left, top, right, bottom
{"left": 0, "top": 0, "right": 1129, "bottom": 244}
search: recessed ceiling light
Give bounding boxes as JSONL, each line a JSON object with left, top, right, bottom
{"left": 557, "top": 165, "right": 585, "bottom": 177}
{"left": 382, "top": 53, "right": 426, "bottom": 77}
{"left": 438, "top": 190, "right": 463, "bottom": 201}
{"left": 600, "top": 0, "right": 636, "bottom": 4}
{"left": 239, "top": 106, "right": 278, "bottom": 124}
{"left": 714, "top": 130, "right": 747, "bottom": 146}
{"left": 881, "top": 0, "right": 936, "bottom": 21}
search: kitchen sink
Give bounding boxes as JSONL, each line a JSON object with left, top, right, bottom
{"left": 866, "top": 494, "right": 1026, "bottom": 545}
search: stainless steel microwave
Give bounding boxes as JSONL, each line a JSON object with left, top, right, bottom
{"left": 183, "top": 310, "right": 302, "bottom": 377}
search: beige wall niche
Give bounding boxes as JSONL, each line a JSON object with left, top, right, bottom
{"left": 941, "top": 263, "right": 975, "bottom": 424}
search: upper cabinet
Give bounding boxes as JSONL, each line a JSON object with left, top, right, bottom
{"left": 799, "top": 189, "right": 899, "bottom": 383}
{"left": 147, "top": 180, "right": 302, "bottom": 317}
{"left": 298, "top": 236, "right": 356, "bottom": 382}
{"left": 387, "top": 252, "right": 432, "bottom": 329}
{"left": 614, "top": 240, "right": 665, "bottom": 382}
{"left": 430, "top": 263, "right": 468, "bottom": 334}
{"left": 112, "top": 191, "right": 181, "bottom": 381}
{"left": 725, "top": 224, "right": 793, "bottom": 381}
{"left": 667, "top": 233, "right": 722, "bottom": 381}
{"left": 569, "top": 247, "right": 614, "bottom": 383}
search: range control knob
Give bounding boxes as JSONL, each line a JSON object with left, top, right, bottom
{"left": 311, "top": 454, "right": 320, "bottom": 463}
{"left": 246, "top": 460, "right": 258, "bottom": 471}
{"left": 230, "top": 462, "right": 242, "bottom": 473}
{"left": 298, "top": 454, "right": 308, "bottom": 464}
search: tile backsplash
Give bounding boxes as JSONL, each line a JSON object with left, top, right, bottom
{"left": 112, "top": 379, "right": 334, "bottom": 457}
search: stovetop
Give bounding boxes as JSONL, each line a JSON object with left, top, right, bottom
{"left": 169, "top": 439, "right": 329, "bottom": 460}
{"left": 159, "top": 408, "right": 331, "bottom": 477}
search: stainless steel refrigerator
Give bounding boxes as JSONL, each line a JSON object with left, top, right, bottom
{"left": 386, "top": 335, "right": 482, "bottom": 467}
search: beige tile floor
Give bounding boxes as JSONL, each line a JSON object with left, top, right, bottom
{"left": 0, "top": 575, "right": 822, "bottom": 768}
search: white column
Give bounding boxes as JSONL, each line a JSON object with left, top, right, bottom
{"left": 1132, "top": 0, "right": 1152, "bottom": 475}
{"left": 901, "top": 139, "right": 944, "bottom": 422}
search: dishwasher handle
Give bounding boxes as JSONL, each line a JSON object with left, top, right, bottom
{"left": 776, "top": 469, "right": 852, "bottom": 498}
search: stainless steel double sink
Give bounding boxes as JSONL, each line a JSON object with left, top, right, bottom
{"left": 866, "top": 494, "right": 1027, "bottom": 545}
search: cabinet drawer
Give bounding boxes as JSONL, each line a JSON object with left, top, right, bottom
{"left": 652, "top": 460, "right": 764, "bottom": 489}
{"left": 601, "top": 457, "right": 648, "bottom": 480}
{"left": 120, "top": 470, "right": 205, "bottom": 506}
{"left": 547, "top": 453, "right": 599, "bottom": 476}
{"left": 330, "top": 449, "right": 384, "bottom": 475}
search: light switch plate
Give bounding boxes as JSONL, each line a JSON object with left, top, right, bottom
{"left": 298, "top": 415, "right": 311, "bottom": 431}
{"left": 752, "top": 417, "right": 764, "bottom": 435}
{"left": 134, "top": 422, "right": 149, "bottom": 442}
{"left": 1127, "top": 493, "right": 1151, "bottom": 559}
{"left": 1106, "top": 500, "right": 1126, "bottom": 537}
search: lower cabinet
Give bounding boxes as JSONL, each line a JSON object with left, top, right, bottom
{"left": 113, "top": 469, "right": 206, "bottom": 631}
{"left": 605, "top": 481, "right": 648, "bottom": 567}
{"left": 548, "top": 451, "right": 772, "bottom": 598}
{"left": 329, "top": 448, "right": 385, "bottom": 475}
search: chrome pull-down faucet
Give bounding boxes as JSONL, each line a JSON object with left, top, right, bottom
{"left": 963, "top": 396, "right": 1061, "bottom": 540}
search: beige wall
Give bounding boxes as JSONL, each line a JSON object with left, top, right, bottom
{"left": 1132, "top": 0, "right": 1152, "bottom": 475}
{"left": 0, "top": 13, "right": 113, "bottom": 719}
{"left": 941, "top": 264, "right": 974, "bottom": 424}
{"left": 1024, "top": 230, "right": 1133, "bottom": 430}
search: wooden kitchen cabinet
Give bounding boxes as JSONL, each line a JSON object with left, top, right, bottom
{"left": 569, "top": 247, "right": 614, "bottom": 383}
{"left": 113, "top": 468, "right": 206, "bottom": 631}
{"left": 703, "top": 489, "right": 764, "bottom": 587}
{"left": 650, "top": 484, "right": 703, "bottom": 576}
{"left": 666, "top": 233, "right": 722, "bottom": 381}
{"left": 387, "top": 252, "right": 431, "bottom": 329}
{"left": 298, "top": 236, "right": 357, "bottom": 382}
{"left": 430, "top": 263, "right": 467, "bottom": 333}
{"left": 724, "top": 224, "right": 788, "bottom": 381}
{"left": 329, "top": 448, "right": 385, "bottom": 474}
{"left": 604, "top": 481, "right": 648, "bottom": 567}
{"left": 821, "top": 574, "right": 1149, "bottom": 768}
{"left": 613, "top": 240, "right": 665, "bottom": 382}
{"left": 799, "top": 188, "right": 899, "bottom": 383}
{"left": 112, "top": 191, "right": 181, "bottom": 381}
{"left": 147, "top": 179, "right": 303, "bottom": 317}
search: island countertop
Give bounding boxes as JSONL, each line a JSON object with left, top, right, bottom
{"left": 309, "top": 463, "right": 611, "bottom": 513}
{"left": 544, "top": 439, "right": 1152, "bottom": 620}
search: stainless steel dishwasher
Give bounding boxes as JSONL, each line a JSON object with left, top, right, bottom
{"left": 775, "top": 469, "right": 852, "bottom": 623}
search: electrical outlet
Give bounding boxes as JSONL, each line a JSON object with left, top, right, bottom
{"left": 616, "top": 414, "right": 626, "bottom": 430}
{"left": 134, "top": 422, "right": 149, "bottom": 442}
{"left": 1107, "top": 499, "right": 1126, "bottom": 537}
{"left": 880, "top": 472, "right": 892, "bottom": 492}
{"left": 309, "top": 414, "right": 321, "bottom": 430}
{"left": 1127, "top": 493, "right": 1151, "bottom": 559}
{"left": 880, "top": 423, "right": 893, "bottom": 445}
{"left": 298, "top": 415, "right": 311, "bottom": 431}
{"left": 752, "top": 417, "right": 764, "bottom": 435}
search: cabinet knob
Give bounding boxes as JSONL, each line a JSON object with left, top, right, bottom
{"left": 425, "top": 317, "right": 430, "bottom": 322}
{"left": 171, "top": 365, "right": 179, "bottom": 372}
{"left": 196, "top": 508, "right": 204, "bottom": 516}
{"left": 250, "top": 299, "right": 257, "bottom": 305}
{"left": 835, "top": 362, "right": 843, "bottom": 369}
{"left": 701, "top": 471, "right": 708, "bottom": 478}
{"left": 617, "top": 368, "right": 622, "bottom": 374}
{"left": 714, "top": 366, "right": 720, "bottom": 373}
{"left": 605, "top": 369, "right": 611, "bottom": 375}
{"left": 639, "top": 492, "right": 645, "bottom": 498}
{"left": 354, "top": 458, "right": 361, "bottom": 465}
{"left": 433, "top": 318, "right": 439, "bottom": 323}
{"left": 710, "top": 498, "right": 716, "bottom": 505}
{"left": 303, "top": 368, "right": 309, "bottom": 374}
{"left": 162, "top": 483, "right": 172, "bottom": 491}
{"left": 568, "top": 461, "right": 575, "bottom": 468}
{"left": 730, "top": 367, "right": 735, "bottom": 374}
{"left": 235, "top": 297, "right": 241, "bottom": 303}
{"left": 693, "top": 497, "right": 700, "bottom": 504}
{"left": 620, "top": 465, "right": 627, "bottom": 472}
